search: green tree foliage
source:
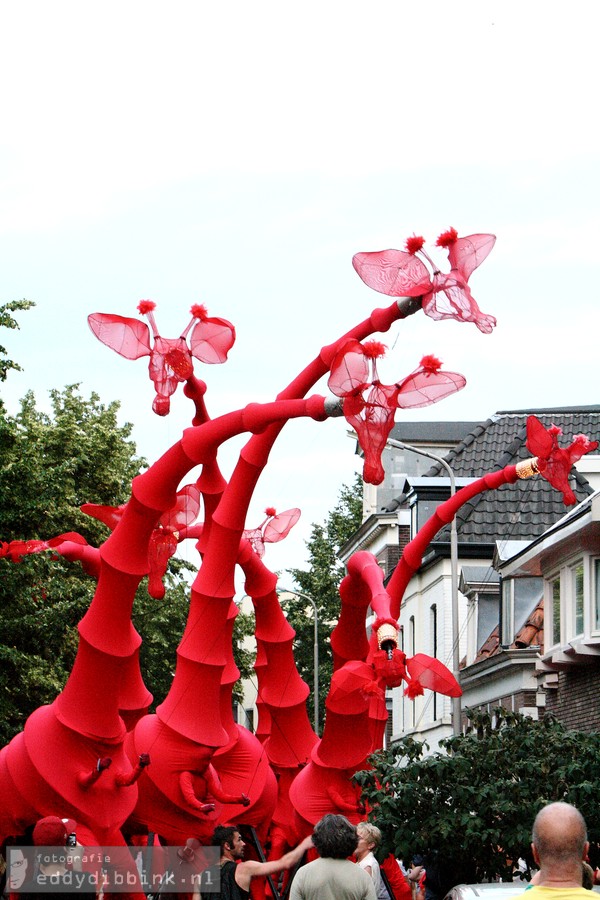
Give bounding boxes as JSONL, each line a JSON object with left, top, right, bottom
{"left": 0, "top": 385, "right": 189, "bottom": 744}
{"left": 0, "top": 299, "right": 34, "bottom": 387}
{"left": 286, "top": 474, "right": 363, "bottom": 730}
{"left": 354, "top": 708, "right": 600, "bottom": 890}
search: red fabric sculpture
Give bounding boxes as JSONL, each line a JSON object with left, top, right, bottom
{"left": 242, "top": 507, "right": 301, "bottom": 558}
{"left": 327, "top": 341, "right": 465, "bottom": 483}
{"left": 82, "top": 484, "right": 202, "bottom": 599}
{"left": 11, "top": 232, "right": 595, "bottom": 887}
{"left": 526, "top": 415, "right": 599, "bottom": 505}
{"left": 353, "top": 228, "right": 497, "bottom": 333}
{"left": 88, "top": 302, "right": 236, "bottom": 415}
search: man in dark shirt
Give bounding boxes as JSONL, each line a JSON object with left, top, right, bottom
{"left": 207, "top": 825, "right": 311, "bottom": 900}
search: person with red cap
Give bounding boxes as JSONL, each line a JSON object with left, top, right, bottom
{"left": 16, "top": 816, "right": 98, "bottom": 900}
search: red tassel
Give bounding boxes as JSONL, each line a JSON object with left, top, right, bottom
{"left": 190, "top": 303, "right": 208, "bottom": 320}
{"left": 405, "top": 235, "right": 425, "bottom": 254}
{"left": 435, "top": 227, "right": 458, "bottom": 248}
{"left": 404, "top": 680, "right": 424, "bottom": 699}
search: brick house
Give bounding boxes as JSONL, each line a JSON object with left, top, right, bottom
{"left": 496, "top": 488, "right": 600, "bottom": 733}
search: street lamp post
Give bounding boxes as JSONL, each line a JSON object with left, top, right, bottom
{"left": 386, "top": 438, "right": 461, "bottom": 734}
{"left": 277, "top": 587, "right": 319, "bottom": 736}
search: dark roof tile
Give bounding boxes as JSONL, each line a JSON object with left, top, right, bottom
{"left": 418, "top": 407, "right": 600, "bottom": 546}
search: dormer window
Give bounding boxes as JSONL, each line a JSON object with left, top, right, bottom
{"left": 405, "top": 479, "right": 456, "bottom": 539}
{"left": 500, "top": 576, "right": 542, "bottom": 647}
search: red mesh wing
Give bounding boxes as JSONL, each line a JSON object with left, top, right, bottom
{"left": 263, "top": 508, "right": 301, "bottom": 544}
{"left": 189, "top": 316, "right": 236, "bottom": 364}
{"left": 327, "top": 339, "right": 370, "bottom": 396}
{"left": 352, "top": 249, "right": 431, "bottom": 297}
{"left": 160, "top": 485, "right": 202, "bottom": 531}
{"left": 447, "top": 233, "right": 496, "bottom": 280}
{"left": 406, "top": 653, "right": 461, "bottom": 697}
{"left": 525, "top": 415, "right": 555, "bottom": 458}
{"left": 396, "top": 368, "right": 466, "bottom": 409}
{"left": 88, "top": 313, "right": 151, "bottom": 359}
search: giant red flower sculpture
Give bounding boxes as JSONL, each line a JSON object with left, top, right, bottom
{"left": 327, "top": 340, "right": 465, "bottom": 484}
{"left": 352, "top": 228, "right": 496, "bottom": 334}
{"left": 88, "top": 302, "right": 236, "bottom": 415}
{"left": 526, "top": 415, "right": 599, "bottom": 505}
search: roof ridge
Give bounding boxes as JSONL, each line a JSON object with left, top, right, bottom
{"left": 494, "top": 405, "right": 600, "bottom": 415}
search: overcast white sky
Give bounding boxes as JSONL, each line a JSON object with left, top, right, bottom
{"left": 1, "top": 1, "right": 599, "bottom": 576}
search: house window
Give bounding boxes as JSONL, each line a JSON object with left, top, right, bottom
{"left": 573, "top": 562, "right": 584, "bottom": 638}
{"left": 501, "top": 576, "right": 541, "bottom": 646}
{"left": 561, "top": 560, "right": 584, "bottom": 641}
{"left": 501, "top": 579, "right": 513, "bottom": 646}
{"left": 594, "top": 559, "right": 600, "bottom": 632}
{"left": 410, "top": 503, "right": 418, "bottom": 541}
{"left": 430, "top": 604, "right": 438, "bottom": 720}
{"left": 550, "top": 576, "right": 561, "bottom": 647}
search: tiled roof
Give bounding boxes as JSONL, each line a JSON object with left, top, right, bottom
{"left": 513, "top": 598, "right": 544, "bottom": 650}
{"left": 470, "top": 597, "right": 544, "bottom": 665}
{"left": 412, "top": 406, "right": 600, "bottom": 546}
{"left": 471, "top": 625, "right": 500, "bottom": 664}
{"left": 389, "top": 420, "right": 481, "bottom": 443}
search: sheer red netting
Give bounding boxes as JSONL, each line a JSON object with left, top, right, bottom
{"left": 353, "top": 229, "right": 497, "bottom": 333}
{"left": 526, "top": 415, "right": 599, "bottom": 505}
{"left": 88, "top": 303, "right": 235, "bottom": 415}
{"left": 328, "top": 341, "right": 465, "bottom": 484}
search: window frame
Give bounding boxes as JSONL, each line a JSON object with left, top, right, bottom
{"left": 501, "top": 578, "right": 514, "bottom": 647}
{"left": 592, "top": 557, "right": 600, "bottom": 636}
{"left": 546, "top": 572, "right": 562, "bottom": 650}
{"left": 569, "top": 560, "right": 585, "bottom": 640}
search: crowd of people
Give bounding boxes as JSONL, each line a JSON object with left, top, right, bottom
{"left": 1, "top": 802, "right": 597, "bottom": 900}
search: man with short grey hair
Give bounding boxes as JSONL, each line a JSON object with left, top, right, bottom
{"left": 527, "top": 801, "right": 590, "bottom": 898}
